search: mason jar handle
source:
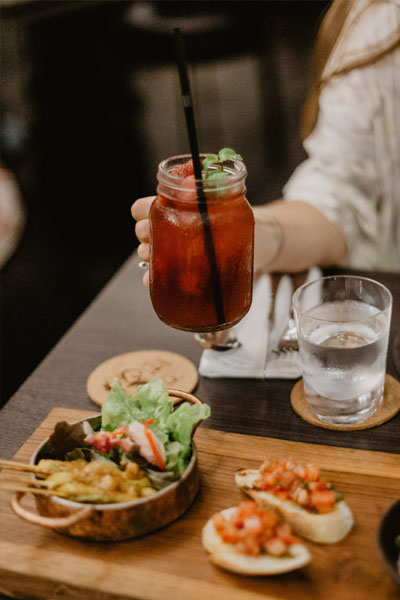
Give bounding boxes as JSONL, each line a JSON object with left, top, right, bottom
{"left": 11, "top": 491, "right": 92, "bottom": 529}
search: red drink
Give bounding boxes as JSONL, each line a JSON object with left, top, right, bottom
{"left": 149, "top": 154, "right": 254, "bottom": 332}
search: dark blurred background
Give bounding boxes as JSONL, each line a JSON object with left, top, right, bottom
{"left": 1, "top": 0, "right": 329, "bottom": 406}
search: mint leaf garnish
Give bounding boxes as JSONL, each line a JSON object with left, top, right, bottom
{"left": 205, "top": 153, "right": 219, "bottom": 162}
{"left": 218, "top": 148, "right": 243, "bottom": 162}
{"left": 202, "top": 158, "right": 222, "bottom": 172}
{"left": 201, "top": 148, "right": 243, "bottom": 176}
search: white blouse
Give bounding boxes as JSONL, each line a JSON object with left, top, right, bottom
{"left": 283, "top": 0, "right": 400, "bottom": 271}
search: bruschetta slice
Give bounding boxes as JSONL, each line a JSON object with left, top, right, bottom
{"left": 235, "top": 458, "right": 353, "bottom": 544}
{"left": 202, "top": 501, "right": 311, "bottom": 575}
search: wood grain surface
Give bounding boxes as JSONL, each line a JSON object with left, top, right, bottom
{"left": 1, "top": 408, "right": 399, "bottom": 600}
{"left": 1, "top": 256, "right": 399, "bottom": 464}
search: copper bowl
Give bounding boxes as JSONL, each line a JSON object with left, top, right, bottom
{"left": 11, "top": 389, "right": 203, "bottom": 541}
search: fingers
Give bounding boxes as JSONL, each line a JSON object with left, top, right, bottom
{"left": 137, "top": 242, "right": 150, "bottom": 262}
{"left": 132, "top": 196, "right": 153, "bottom": 244}
{"left": 131, "top": 196, "right": 155, "bottom": 221}
{"left": 135, "top": 218, "right": 149, "bottom": 244}
{"left": 132, "top": 196, "right": 153, "bottom": 288}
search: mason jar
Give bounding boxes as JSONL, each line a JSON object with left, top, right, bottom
{"left": 149, "top": 154, "right": 254, "bottom": 332}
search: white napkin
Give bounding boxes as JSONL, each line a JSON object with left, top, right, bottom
{"left": 198, "top": 267, "right": 322, "bottom": 379}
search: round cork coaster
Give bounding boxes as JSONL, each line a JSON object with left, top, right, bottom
{"left": 290, "top": 374, "right": 400, "bottom": 431}
{"left": 87, "top": 350, "right": 198, "bottom": 407}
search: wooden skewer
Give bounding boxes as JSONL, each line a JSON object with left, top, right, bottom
{"left": 0, "top": 459, "right": 41, "bottom": 474}
{"left": 0, "top": 481, "right": 65, "bottom": 497}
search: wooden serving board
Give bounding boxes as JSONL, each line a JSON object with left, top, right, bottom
{"left": 0, "top": 408, "right": 399, "bottom": 600}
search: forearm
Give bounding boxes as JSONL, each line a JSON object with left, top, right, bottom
{"left": 253, "top": 200, "right": 348, "bottom": 273}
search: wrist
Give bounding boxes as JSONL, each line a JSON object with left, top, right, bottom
{"left": 253, "top": 207, "right": 284, "bottom": 272}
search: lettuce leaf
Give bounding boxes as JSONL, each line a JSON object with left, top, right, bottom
{"left": 164, "top": 402, "right": 210, "bottom": 475}
{"left": 166, "top": 402, "right": 210, "bottom": 446}
{"left": 102, "top": 378, "right": 172, "bottom": 431}
{"left": 164, "top": 440, "right": 189, "bottom": 476}
{"left": 101, "top": 378, "right": 210, "bottom": 476}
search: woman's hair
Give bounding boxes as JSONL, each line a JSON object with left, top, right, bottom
{"left": 301, "top": 0, "right": 400, "bottom": 139}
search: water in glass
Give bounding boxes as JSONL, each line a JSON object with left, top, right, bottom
{"left": 298, "top": 299, "right": 389, "bottom": 424}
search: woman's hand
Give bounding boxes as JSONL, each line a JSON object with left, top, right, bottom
{"left": 131, "top": 196, "right": 155, "bottom": 286}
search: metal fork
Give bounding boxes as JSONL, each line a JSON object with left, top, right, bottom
{"left": 275, "top": 313, "right": 298, "bottom": 352}
{"left": 273, "top": 271, "right": 308, "bottom": 353}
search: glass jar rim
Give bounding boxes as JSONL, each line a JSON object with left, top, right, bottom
{"left": 157, "top": 153, "right": 247, "bottom": 193}
{"left": 292, "top": 274, "right": 393, "bottom": 322}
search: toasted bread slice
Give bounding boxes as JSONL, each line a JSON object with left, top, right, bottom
{"left": 202, "top": 507, "right": 311, "bottom": 575}
{"left": 235, "top": 468, "right": 354, "bottom": 544}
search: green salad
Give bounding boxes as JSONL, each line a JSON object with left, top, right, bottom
{"left": 99, "top": 378, "right": 210, "bottom": 476}
{"left": 39, "top": 378, "right": 210, "bottom": 492}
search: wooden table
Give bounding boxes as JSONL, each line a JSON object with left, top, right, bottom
{"left": 1, "top": 253, "right": 399, "bottom": 457}
{"left": 0, "top": 253, "right": 399, "bottom": 600}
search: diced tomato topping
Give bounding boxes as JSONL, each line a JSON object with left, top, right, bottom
{"left": 260, "top": 460, "right": 279, "bottom": 474}
{"left": 293, "top": 465, "right": 306, "bottom": 478}
{"left": 259, "top": 527, "right": 274, "bottom": 544}
{"left": 260, "top": 510, "right": 278, "bottom": 530}
{"left": 259, "top": 473, "right": 276, "bottom": 489}
{"left": 264, "top": 537, "right": 287, "bottom": 557}
{"left": 85, "top": 432, "right": 113, "bottom": 453}
{"left": 275, "top": 523, "right": 301, "bottom": 545}
{"left": 212, "top": 501, "right": 301, "bottom": 557}
{"left": 85, "top": 429, "right": 135, "bottom": 454}
{"left": 310, "top": 489, "right": 336, "bottom": 513}
{"left": 281, "top": 458, "right": 296, "bottom": 471}
{"left": 220, "top": 522, "right": 239, "bottom": 545}
{"left": 239, "top": 533, "right": 261, "bottom": 556}
{"left": 237, "top": 500, "right": 259, "bottom": 518}
{"left": 304, "top": 463, "right": 320, "bottom": 482}
{"left": 279, "top": 470, "right": 297, "bottom": 487}
{"left": 255, "top": 458, "right": 341, "bottom": 513}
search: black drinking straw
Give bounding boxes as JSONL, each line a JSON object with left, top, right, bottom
{"left": 173, "top": 28, "right": 226, "bottom": 326}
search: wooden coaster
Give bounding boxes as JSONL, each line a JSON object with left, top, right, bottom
{"left": 290, "top": 374, "right": 400, "bottom": 431}
{"left": 87, "top": 350, "right": 198, "bottom": 407}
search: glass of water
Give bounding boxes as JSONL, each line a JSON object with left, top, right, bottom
{"left": 293, "top": 275, "right": 392, "bottom": 426}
